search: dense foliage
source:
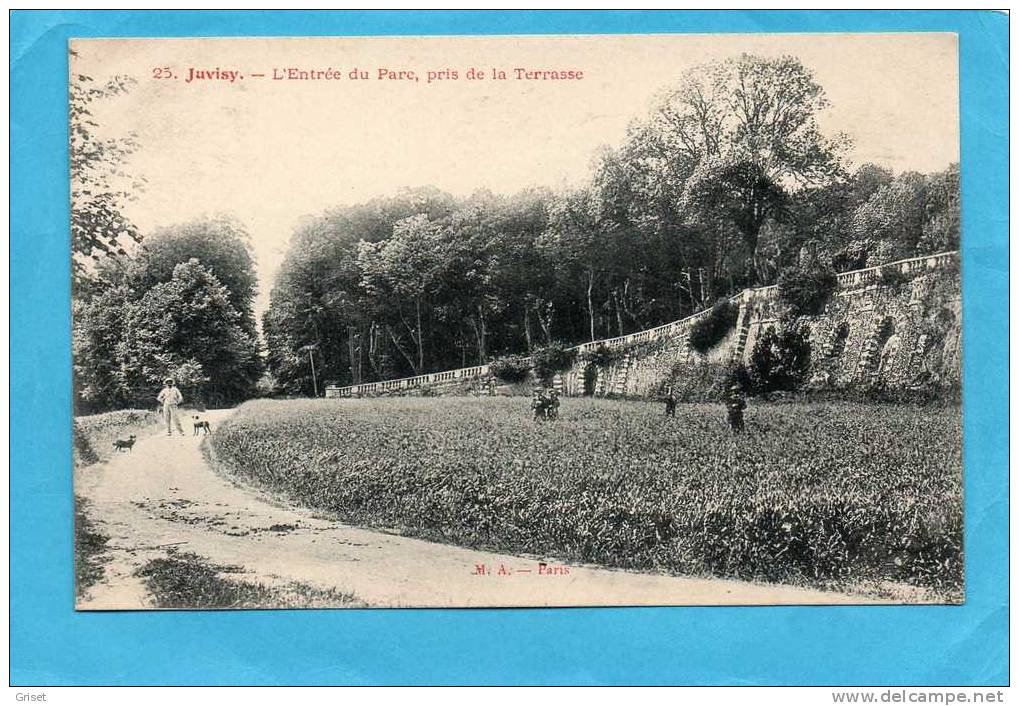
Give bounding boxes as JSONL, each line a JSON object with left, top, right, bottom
{"left": 73, "top": 218, "right": 262, "bottom": 411}
{"left": 488, "top": 354, "right": 532, "bottom": 384}
{"left": 777, "top": 263, "right": 838, "bottom": 318}
{"left": 530, "top": 342, "right": 577, "bottom": 384}
{"left": 263, "top": 54, "right": 960, "bottom": 394}
{"left": 579, "top": 343, "right": 624, "bottom": 368}
{"left": 748, "top": 325, "right": 813, "bottom": 395}
{"left": 688, "top": 300, "right": 739, "bottom": 353}
{"left": 212, "top": 398, "right": 963, "bottom": 596}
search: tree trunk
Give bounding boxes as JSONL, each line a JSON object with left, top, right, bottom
{"left": 612, "top": 289, "right": 625, "bottom": 337}
{"left": 387, "top": 323, "right": 420, "bottom": 375}
{"left": 474, "top": 301, "right": 487, "bottom": 363}
{"left": 537, "top": 301, "right": 553, "bottom": 345}
{"left": 415, "top": 298, "right": 424, "bottom": 372}
{"left": 347, "top": 325, "right": 359, "bottom": 385}
{"left": 357, "top": 326, "right": 364, "bottom": 383}
{"left": 523, "top": 305, "right": 533, "bottom": 352}
{"left": 367, "top": 321, "right": 384, "bottom": 378}
{"left": 586, "top": 268, "right": 595, "bottom": 342}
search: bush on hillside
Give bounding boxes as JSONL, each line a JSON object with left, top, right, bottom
{"left": 777, "top": 263, "right": 837, "bottom": 318}
{"left": 531, "top": 342, "right": 577, "bottom": 384}
{"left": 748, "top": 324, "right": 812, "bottom": 396}
{"left": 688, "top": 299, "right": 738, "bottom": 354}
{"left": 488, "top": 354, "right": 532, "bottom": 384}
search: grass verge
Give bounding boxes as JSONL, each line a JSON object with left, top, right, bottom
{"left": 75, "top": 496, "right": 109, "bottom": 599}
{"left": 135, "top": 552, "right": 364, "bottom": 609}
{"left": 73, "top": 409, "right": 161, "bottom": 468}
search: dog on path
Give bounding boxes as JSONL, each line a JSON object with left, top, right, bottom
{"left": 112, "top": 435, "right": 137, "bottom": 452}
{"left": 192, "top": 416, "right": 211, "bottom": 436}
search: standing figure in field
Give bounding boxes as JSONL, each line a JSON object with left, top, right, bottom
{"left": 530, "top": 386, "right": 559, "bottom": 421}
{"left": 661, "top": 390, "right": 677, "bottom": 417}
{"left": 530, "top": 387, "right": 546, "bottom": 421}
{"left": 157, "top": 377, "right": 185, "bottom": 437}
{"left": 545, "top": 387, "right": 560, "bottom": 420}
{"left": 725, "top": 382, "right": 746, "bottom": 434}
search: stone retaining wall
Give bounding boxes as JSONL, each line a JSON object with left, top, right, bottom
{"left": 326, "top": 252, "right": 961, "bottom": 400}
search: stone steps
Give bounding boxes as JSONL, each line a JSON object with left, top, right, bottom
{"left": 856, "top": 317, "right": 892, "bottom": 379}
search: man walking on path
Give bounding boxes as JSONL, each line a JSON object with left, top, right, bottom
{"left": 157, "top": 377, "right": 185, "bottom": 436}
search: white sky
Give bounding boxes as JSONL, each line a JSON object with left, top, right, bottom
{"left": 72, "top": 34, "right": 960, "bottom": 317}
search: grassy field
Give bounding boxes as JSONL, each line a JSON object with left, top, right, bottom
{"left": 210, "top": 397, "right": 963, "bottom": 596}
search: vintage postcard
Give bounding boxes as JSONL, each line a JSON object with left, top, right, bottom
{"left": 70, "top": 33, "right": 962, "bottom": 610}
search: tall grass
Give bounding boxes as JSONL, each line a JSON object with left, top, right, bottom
{"left": 211, "top": 397, "right": 962, "bottom": 596}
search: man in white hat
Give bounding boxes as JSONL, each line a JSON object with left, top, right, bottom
{"left": 157, "top": 377, "right": 185, "bottom": 436}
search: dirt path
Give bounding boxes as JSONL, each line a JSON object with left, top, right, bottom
{"left": 76, "top": 409, "right": 892, "bottom": 609}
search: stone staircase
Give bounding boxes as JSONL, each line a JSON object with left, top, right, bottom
{"left": 730, "top": 311, "right": 753, "bottom": 364}
{"left": 855, "top": 317, "right": 891, "bottom": 380}
{"left": 612, "top": 352, "right": 634, "bottom": 396}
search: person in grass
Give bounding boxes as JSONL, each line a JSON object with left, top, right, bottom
{"left": 660, "top": 388, "right": 677, "bottom": 417}
{"left": 530, "top": 386, "right": 545, "bottom": 421}
{"left": 157, "top": 377, "right": 186, "bottom": 437}
{"left": 725, "top": 382, "right": 746, "bottom": 434}
{"left": 530, "top": 386, "right": 559, "bottom": 421}
{"left": 546, "top": 387, "right": 560, "bottom": 420}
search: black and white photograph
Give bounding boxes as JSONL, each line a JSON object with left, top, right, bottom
{"left": 70, "top": 33, "right": 962, "bottom": 610}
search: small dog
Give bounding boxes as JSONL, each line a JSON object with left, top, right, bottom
{"left": 193, "top": 416, "right": 211, "bottom": 435}
{"left": 112, "top": 435, "right": 137, "bottom": 452}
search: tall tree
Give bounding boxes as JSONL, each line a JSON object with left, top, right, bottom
{"left": 358, "top": 214, "right": 448, "bottom": 374}
{"left": 127, "top": 216, "right": 259, "bottom": 333}
{"left": 626, "top": 53, "right": 849, "bottom": 284}
{"left": 123, "top": 259, "right": 261, "bottom": 406}
{"left": 540, "top": 186, "right": 609, "bottom": 343}
{"left": 69, "top": 57, "right": 144, "bottom": 292}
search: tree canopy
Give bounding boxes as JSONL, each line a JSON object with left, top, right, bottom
{"left": 73, "top": 218, "right": 263, "bottom": 411}
{"left": 71, "top": 51, "right": 960, "bottom": 406}
{"left": 69, "top": 61, "right": 144, "bottom": 292}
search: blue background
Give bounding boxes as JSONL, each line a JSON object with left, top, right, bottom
{"left": 10, "top": 10, "right": 1009, "bottom": 685}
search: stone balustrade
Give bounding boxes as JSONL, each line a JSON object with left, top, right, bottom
{"left": 326, "top": 364, "right": 490, "bottom": 398}
{"left": 324, "top": 250, "right": 959, "bottom": 398}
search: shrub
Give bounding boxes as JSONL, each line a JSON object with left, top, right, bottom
{"left": 723, "top": 362, "right": 753, "bottom": 395}
{"left": 748, "top": 324, "right": 812, "bottom": 395}
{"left": 831, "top": 243, "right": 870, "bottom": 273}
{"left": 531, "top": 342, "right": 577, "bottom": 384}
{"left": 777, "top": 263, "right": 837, "bottom": 318}
{"left": 878, "top": 265, "right": 911, "bottom": 289}
{"left": 688, "top": 299, "right": 738, "bottom": 353}
{"left": 255, "top": 372, "right": 281, "bottom": 398}
{"left": 488, "top": 354, "right": 532, "bottom": 384}
{"left": 579, "top": 343, "right": 622, "bottom": 367}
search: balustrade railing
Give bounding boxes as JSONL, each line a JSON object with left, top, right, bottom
{"left": 325, "top": 251, "right": 958, "bottom": 397}
{"left": 326, "top": 363, "right": 491, "bottom": 398}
